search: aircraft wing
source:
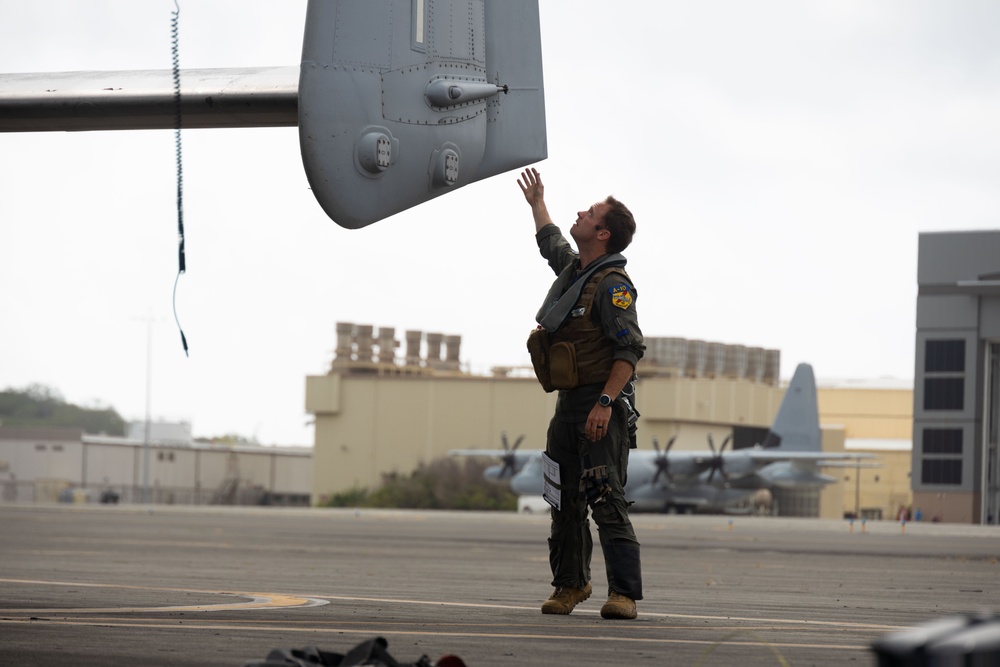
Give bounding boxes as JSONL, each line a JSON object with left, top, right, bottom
{"left": 0, "top": 67, "right": 298, "bottom": 132}
{"left": 449, "top": 449, "right": 541, "bottom": 471}
{"left": 739, "top": 449, "right": 879, "bottom": 465}
{"left": 629, "top": 449, "right": 710, "bottom": 464}
{"left": 448, "top": 448, "right": 540, "bottom": 463}
{"left": 450, "top": 447, "right": 542, "bottom": 489}
{"left": 810, "top": 459, "right": 884, "bottom": 469}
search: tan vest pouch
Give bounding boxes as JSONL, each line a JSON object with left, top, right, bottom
{"left": 549, "top": 341, "right": 579, "bottom": 389}
{"left": 527, "top": 327, "right": 555, "bottom": 392}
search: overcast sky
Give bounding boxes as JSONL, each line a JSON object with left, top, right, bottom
{"left": 2, "top": 1, "right": 999, "bottom": 445}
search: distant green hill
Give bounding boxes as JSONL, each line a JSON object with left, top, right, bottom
{"left": 0, "top": 384, "right": 126, "bottom": 436}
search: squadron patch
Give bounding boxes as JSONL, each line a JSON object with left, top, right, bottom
{"left": 609, "top": 284, "right": 633, "bottom": 310}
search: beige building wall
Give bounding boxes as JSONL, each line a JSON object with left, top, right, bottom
{"left": 817, "top": 383, "right": 915, "bottom": 521}
{"left": 838, "top": 449, "right": 913, "bottom": 521}
{"left": 308, "top": 370, "right": 801, "bottom": 505}
{"left": 817, "top": 386, "right": 913, "bottom": 440}
{"left": 818, "top": 427, "right": 848, "bottom": 520}
{"left": 307, "top": 372, "right": 556, "bottom": 504}
{"left": 638, "top": 377, "right": 781, "bottom": 450}
{"left": 307, "top": 332, "right": 916, "bottom": 520}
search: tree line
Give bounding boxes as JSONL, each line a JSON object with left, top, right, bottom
{"left": 322, "top": 457, "right": 517, "bottom": 511}
{"left": 0, "top": 384, "right": 126, "bottom": 435}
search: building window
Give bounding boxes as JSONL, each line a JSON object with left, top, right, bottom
{"left": 34, "top": 443, "right": 46, "bottom": 451}
{"left": 921, "top": 459, "right": 962, "bottom": 485}
{"left": 923, "top": 428, "right": 963, "bottom": 454}
{"left": 921, "top": 428, "right": 963, "bottom": 486}
{"left": 924, "top": 377, "right": 964, "bottom": 411}
{"left": 925, "top": 339, "right": 965, "bottom": 373}
{"left": 923, "top": 339, "right": 965, "bottom": 411}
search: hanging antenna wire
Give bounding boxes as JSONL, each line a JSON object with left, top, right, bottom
{"left": 171, "top": 0, "right": 189, "bottom": 356}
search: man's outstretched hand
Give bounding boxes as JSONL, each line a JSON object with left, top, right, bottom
{"left": 518, "top": 167, "right": 544, "bottom": 208}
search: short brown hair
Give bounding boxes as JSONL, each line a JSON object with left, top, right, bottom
{"left": 600, "top": 196, "right": 636, "bottom": 253}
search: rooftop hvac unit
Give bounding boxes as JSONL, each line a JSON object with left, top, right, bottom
{"left": 334, "top": 322, "right": 355, "bottom": 362}
{"left": 706, "top": 342, "right": 726, "bottom": 377}
{"left": 355, "top": 324, "right": 374, "bottom": 363}
{"left": 746, "top": 347, "right": 766, "bottom": 382}
{"left": 425, "top": 332, "right": 444, "bottom": 368}
{"left": 724, "top": 344, "right": 748, "bottom": 379}
{"left": 444, "top": 335, "right": 462, "bottom": 370}
{"left": 375, "top": 327, "right": 397, "bottom": 364}
{"left": 660, "top": 337, "right": 688, "bottom": 369}
{"left": 763, "top": 349, "right": 781, "bottom": 385}
{"left": 685, "top": 340, "right": 707, "bottom": 377}
{"left": 405, "top": 330, "right": 423, "bottom": 366}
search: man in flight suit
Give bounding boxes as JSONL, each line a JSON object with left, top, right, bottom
{"left": 517, "top": 167, "right": 645, "bottom": 620}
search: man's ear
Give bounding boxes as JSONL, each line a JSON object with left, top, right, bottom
{"left": 597, "top": 228, "right": 611, "bottom": 241}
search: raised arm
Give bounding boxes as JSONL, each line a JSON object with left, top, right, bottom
{"left": 518, "top": 168, "right": 554, "bottom": 233}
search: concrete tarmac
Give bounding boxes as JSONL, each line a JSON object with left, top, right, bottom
{"left": 1, "top": 504, "right": 998, "bottom": 667}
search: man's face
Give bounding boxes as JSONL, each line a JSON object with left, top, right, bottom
{"left": 570, "top": 201, "right": 610, "bottom": 245}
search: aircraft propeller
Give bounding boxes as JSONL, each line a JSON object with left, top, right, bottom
{"left": 705, "top": 434, "right": 733, "bottom": 484}
{"left": 498, "top": 431, "right": 526, "bottom": 479}
{"left": 651, "top": 435, "right": 678, "bottom": 484}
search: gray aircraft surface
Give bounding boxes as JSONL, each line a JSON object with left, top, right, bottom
{"left": 0, "top": 0, "right": 546, "bottom": 229}
{"left": 451, "top": 363, "right": 877, "bottom": 513}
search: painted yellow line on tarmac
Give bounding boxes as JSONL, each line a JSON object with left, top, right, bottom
{"left": 0, "top": 578, "right": 899, "bottom": 633}
{"left": 0, "top": 593, "right": 325, "bottom": 614}
{"left": 0, "top": 617, "right": 873, "bottom": 652}
{"left": 316, "top": 594, "right": 904, "bottom": 631}
{"left": 0, "top": 578, "right": 327, "bottom": 613}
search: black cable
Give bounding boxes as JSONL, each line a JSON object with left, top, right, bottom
{"left": 171, "top": 0, "right": 188, "bottom": 356}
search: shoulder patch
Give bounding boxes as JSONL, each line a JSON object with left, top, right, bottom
{"left": 609, "top": 284, "right": 633, "bottom": 310}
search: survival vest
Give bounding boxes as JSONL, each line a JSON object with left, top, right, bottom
{"left": 527, "top": 266, "right": 629, "bottom": 392}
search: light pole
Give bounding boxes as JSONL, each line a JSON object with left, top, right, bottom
{"left": 141, "top": 317, "right": 154, "bottom": 504}
{"left": 854, "top": 457, "right": 861, "bottom": 519}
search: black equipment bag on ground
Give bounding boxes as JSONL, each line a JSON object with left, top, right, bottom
{"left": 243, "top": 636, "right": 448, "bottom": 667}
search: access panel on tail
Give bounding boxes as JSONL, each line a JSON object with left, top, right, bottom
{"left": 298, "top": 0, "right": 547, "bottom": 228}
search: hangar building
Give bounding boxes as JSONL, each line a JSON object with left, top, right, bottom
{"left": 913, "top": 230, "right": 1000, "bottom": 525}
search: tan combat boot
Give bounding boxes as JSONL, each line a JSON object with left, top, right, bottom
{"left": 600, "top": 591, "right": 637, "bottom": 619}
{"left": 540, "top": 582, "right": 592, "bottom": 615}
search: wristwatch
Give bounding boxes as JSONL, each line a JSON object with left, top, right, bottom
{"left": 598, "top": 393, "right": 613, "bottom": 407}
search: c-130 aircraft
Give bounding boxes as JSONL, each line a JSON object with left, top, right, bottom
{"left": 451, "top": 363, "right": 878, "bottom": 514}
{"left": 0, "top": 0, "right": 547, "bottom": 229}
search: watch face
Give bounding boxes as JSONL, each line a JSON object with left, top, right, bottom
{"left": 600, "top": 394, "right": 612, "bottom": 406}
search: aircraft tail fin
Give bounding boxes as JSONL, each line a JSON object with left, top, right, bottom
{"left": 761, "top": 363, "right": 821, "bottom": 452}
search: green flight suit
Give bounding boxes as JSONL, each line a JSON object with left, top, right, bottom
{"left": 536, "top": 224, "right": 645, "bottom": 600}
